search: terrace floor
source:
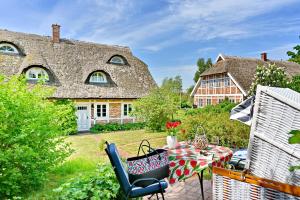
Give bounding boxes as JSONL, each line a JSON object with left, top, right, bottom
{"left": 144, "top": 175, "right": 212, "bottom": 200}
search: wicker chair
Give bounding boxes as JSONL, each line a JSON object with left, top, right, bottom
{"left": 213, "top": 85, "right": 300, "bottom": 199}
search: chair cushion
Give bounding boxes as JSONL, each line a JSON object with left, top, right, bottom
{"left": 129, "top": 180, "right": 168, "bottom": 198}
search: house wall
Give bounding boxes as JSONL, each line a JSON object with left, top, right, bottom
{"left": 193, "top": 73, "right": 244, "bottom": 108}
{"left": 74, "top": 99, "right": 136, "bottom": 131}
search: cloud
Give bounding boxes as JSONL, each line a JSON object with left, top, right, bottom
{"left": 8, "top": 0, "right": 296, "bottom": 51}
{"left": 197, "top": 47, "right": 216, "bottom": 54}
{"left": 247, "top": 43, "right": 298, "bottom": 60}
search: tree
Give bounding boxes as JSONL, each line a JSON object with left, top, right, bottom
{"left": 287, "top": 38, "right": 300, "bottom": 64}
{"left": 161, "top": 75, "right": 182, "bottom": 94}
{"left": 133, "top": 76, "right": 182, "bottom": 131}
{"left": 249, "top": 63, "right": 289, "bottom": 95}
{"left": 0, "top": 76, "right": 72, "bottom": 198}
{"left": 193, "top": 58, "right": 212, "bottom": 83}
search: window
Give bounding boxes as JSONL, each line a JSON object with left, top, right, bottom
{"left": 0, "top": 43, "right": 18, "bottom": 54}
{"left": 201, "top": 80, "right": 207, "bottom": 88}
{"left": 207, "top": 99, "right": 211, "bottom": 105}
{"left": 224, "top": 77, "right": 231, "bottom": 87}
{"left": 218, "top": 98, "right": 224, "bottom": 103}
{"left": 109, "top": 55, "right": 125, "bottom": 65}
{"left": 96, "top": 104, "right": 108, "bottom": 118}
{"left": 25, "top": 67, "right": 49, "bottom": 81}
{"left": 123, "top": 103, "right": 132, "bottom": 117}
{"left": 229, "top": 98, "right": 235, "bottom": 103}
{"left": 90, "top": 72, "right": 107, "bottom": 83}
{"left": 209, "top": 80, "right": 214, "bottom": 88}
{"left": 198, "top": 99, "right": 204, "bottom": 108}
{"left": 215, "top": 79, "right": 221, "bottom": 88}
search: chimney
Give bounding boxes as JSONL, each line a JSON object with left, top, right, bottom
{"left": 261, "top": 52, "right": 267, "bottom": 61}
{"left": 52, "top": 24, "right": 60, "bottom": 43}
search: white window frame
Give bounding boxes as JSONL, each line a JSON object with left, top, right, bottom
{"left": 224, "top": 77, "right": 231, "bottom": 87}
{"left": 218, "top": 98, "right": 224, "bottom": 104}
{"left": 89, "top": 72, "right": 107, "bottom": 83}
{"left": 200, "top": 80, "right": 207, "bottom": 88}
{"left": 198, "top": 99, "right": 204, "bottom": 108}
{"left": 214, "top": 79, "right": 221, "bottom": 88}
{"left": 110, "top": 56, "right": 125, "bottom": 65}
{"left": 121, "top": 103, "right": 133, "bottom": 118}
{"left": 208, "top": 80, "right": 214, "bottom": 88}
{"left": 94, "top": 103, "right": 109, "bottom": 119}
{"left": 207, "top": 98, "right": 212, "bottom": 105}
{"left": 229, "top": 98, "right": 235, "bottom": 103}
{"left": 0, "top": 43, "right": 18, "bottom": 54}
{"left": 25, "top": 67, "right": 49, "bottom": 81}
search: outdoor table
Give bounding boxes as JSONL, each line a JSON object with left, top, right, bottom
{"left": 165, "top": 142, "right": 233, "bottom": 200}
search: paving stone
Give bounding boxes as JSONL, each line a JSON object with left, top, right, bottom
{"left": 143, "top": 176, "right": 212, "bottom": 200}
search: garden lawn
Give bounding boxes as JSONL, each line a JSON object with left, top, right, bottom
{"left": 26, "top": 130, "right": 167, "bottom": 199}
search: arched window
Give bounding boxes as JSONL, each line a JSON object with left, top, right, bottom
{"left": 89, "top": 72, "right": 107, "bottom": 83}
{"left": 25, "top": 67, "right": 49, "bottom": 81}
{"left": 109, "top": 55, "right": 126, "bottom": 65}
{"left": 0, "top": 43, "right": 18, "bottom": 54}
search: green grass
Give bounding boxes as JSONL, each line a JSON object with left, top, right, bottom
{"left": 26, "top": 130, "right": 167, "bottom": 199}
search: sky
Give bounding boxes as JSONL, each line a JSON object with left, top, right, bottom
{"left": 1, "top": 0, "right": 300, "bottom": 89}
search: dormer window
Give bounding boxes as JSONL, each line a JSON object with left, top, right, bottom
{"left": 89, "top": 72, "right": 107, "bottom": 83}
{"left": 25, "top": 67, "right": 49, "bottom": 81}
{"left": 0, "top": 43, "right": 19, "bottom": 54}
{"left": 109, "top": 55, "right": 126, "bottom": 65}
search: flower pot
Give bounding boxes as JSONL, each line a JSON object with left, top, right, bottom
{"left": 167, "top": 136, "right": 177, "bottom": 149}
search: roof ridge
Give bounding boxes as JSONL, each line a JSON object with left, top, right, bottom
{"left": 0, "top": 28, "right": 130, "bottom": 51}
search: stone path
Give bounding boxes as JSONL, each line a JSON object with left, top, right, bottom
{"left": 143, "top": 175, "right": 212, "bottom": 200}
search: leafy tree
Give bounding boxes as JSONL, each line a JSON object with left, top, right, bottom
{"left": 161, "top": 75, "right": 182, "bottom": 94}
{"left": 193, "top": 58, "right": 212, "bottom": 83}
{"left": 54, "top": 99, "right": 77, "bottom": 135}
{"left": 287, "top": 39, "right": 300, "bottom": 64}
{"left": 249, "top": 63, "right": 289, "bottom": 95}
{"left": 133, "top": 77, "right": 182, "bottom": 131}
{"left": 0, "top": 76, "right": 72, "bottom": 198}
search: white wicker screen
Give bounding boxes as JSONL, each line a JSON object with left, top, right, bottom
{"left": 213, "top": 174, "right": 300, "bottom": 200}
{"left": 246, "top": 86, "right": 300, "bottom": 186}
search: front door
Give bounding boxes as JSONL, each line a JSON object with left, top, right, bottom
{"left": 76, "top": 105, "right": 90, "bottom": 131}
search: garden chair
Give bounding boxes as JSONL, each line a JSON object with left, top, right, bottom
{"left": 105, "top": 142, "right": 168, "bottom": 200}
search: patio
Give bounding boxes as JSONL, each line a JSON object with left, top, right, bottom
{"left": 143, "top": 176, "right": 212, "bottom": 200}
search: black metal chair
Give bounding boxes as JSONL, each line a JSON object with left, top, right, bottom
{"left": 105, "top": 142, "right": 168, "bottom": 199}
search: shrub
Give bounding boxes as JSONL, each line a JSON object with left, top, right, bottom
{"left": 179, "top": 101, "right": 250, "bottom": 148}
{"left": 133, "top": 88, "right": 180, "bottom": 131}
{"left": 54, "top": 99, "right": 77, "bottom": 135}
{"left": 288, "top": 75, "right": 300, "bottom": 93}
{"left": 249, "top": 63, "right": 289, "bottom": 95}
{"left": 54, "top": 163, "right": 122, "bottom": 200}
{"left": 90, "top": 122, "right": 145, "bottom": 133}
{"left": 0, "top": 76, "right": 72, "bottom": 198}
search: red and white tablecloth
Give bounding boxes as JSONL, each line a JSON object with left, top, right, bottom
{"left": 165, "top": 142, "right": 233, "bottom": 184}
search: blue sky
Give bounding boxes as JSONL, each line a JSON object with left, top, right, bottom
{"left": 1, "top": 0, "right": 300, "bottom": 89}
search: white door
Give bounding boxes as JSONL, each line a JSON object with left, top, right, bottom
{"left": 76, "top": 105, "right": 90, "bottom": 131}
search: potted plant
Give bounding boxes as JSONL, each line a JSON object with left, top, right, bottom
{"left": 166, "top": 121, "right": 181, "bottom": 149}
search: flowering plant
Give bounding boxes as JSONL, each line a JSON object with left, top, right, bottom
{"left": 166, "top": 121, "right": 181, "bottom": 136}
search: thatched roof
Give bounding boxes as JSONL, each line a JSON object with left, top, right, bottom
{"left": 0, "top": 29, "right": 156, "bottom": 99}
{"left": 194, "top": 54, "right": 300, "bottom": 95}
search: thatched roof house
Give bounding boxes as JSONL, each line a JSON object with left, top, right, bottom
{"left": 0, "top": 24, "right": 156, "bottom": 131}
{"left": 191, "top": 53, "right": 300, "bottom": 108}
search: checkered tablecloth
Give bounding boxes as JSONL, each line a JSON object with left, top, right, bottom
{"left": 165, "top": 142, "right": 233, "bottom": 184}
